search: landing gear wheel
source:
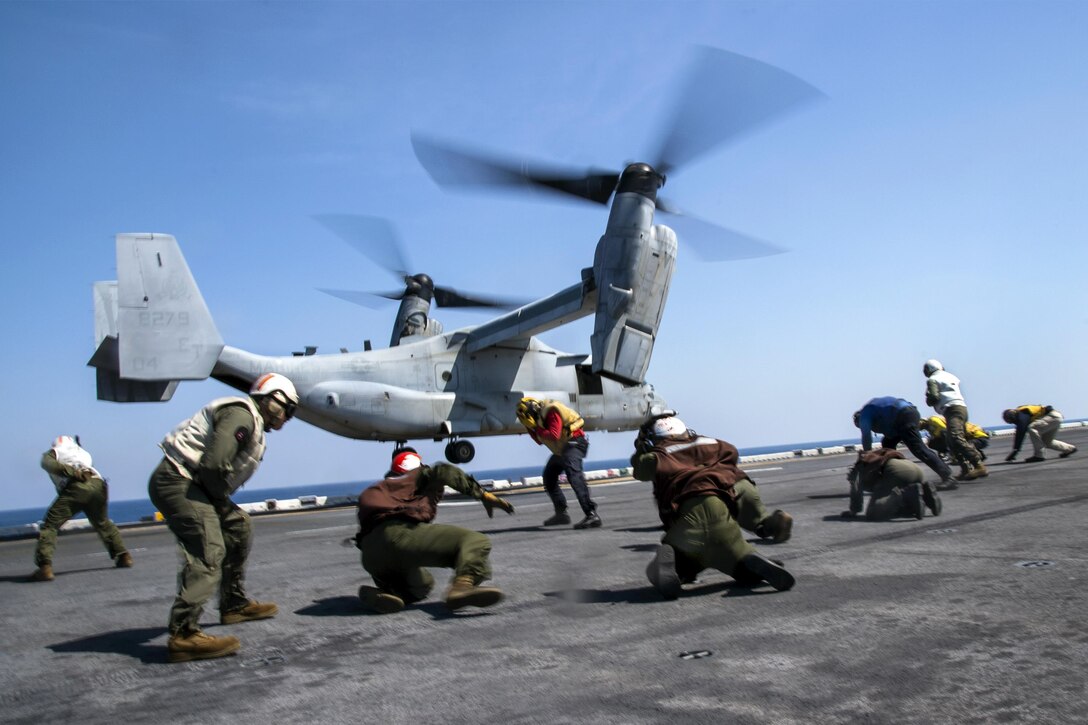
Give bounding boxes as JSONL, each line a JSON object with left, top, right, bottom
{"left": 445, "top": 439, "right": 475, "bottom": 464}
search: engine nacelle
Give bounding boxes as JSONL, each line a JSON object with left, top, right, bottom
{"left": 590, "top": 182, "right": 677, "bottom": 385}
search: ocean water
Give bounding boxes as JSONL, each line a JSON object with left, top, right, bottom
{"left": 0, "top": 437, "right": 857, "bottom": 528}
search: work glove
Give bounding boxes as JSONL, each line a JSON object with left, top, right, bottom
{"left": 634, "top": 434, "right": 654, "bottom": 454}
{"left": 481, "top": 492, "right": 515, "bottom": 518}
{"left": 1005, "top": 451, "right": 1018, "bottom": 462}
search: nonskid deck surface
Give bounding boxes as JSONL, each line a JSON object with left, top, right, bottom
{"left": 2, "top": 428, "right": 1086, "bottom": 724}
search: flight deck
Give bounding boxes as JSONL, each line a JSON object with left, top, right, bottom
{"left": 2, "top": 428, "right": 1086, "bottom": 724}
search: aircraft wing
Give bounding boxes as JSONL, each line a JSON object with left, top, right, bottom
{"left": 464, "top": 275, "right": 596, "bottom": 352}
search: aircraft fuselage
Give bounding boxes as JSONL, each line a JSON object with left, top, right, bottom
{"left": 212, "top": 332, "right": 664, "bottom": 442}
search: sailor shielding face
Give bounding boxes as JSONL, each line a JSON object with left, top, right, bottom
{"left": 518, "top": 398, "right": 601, "bottom": 530}
{"left": 354, "top": 451, "right": 514, "bottom": 614}
{"left": 148, "top": 373, "right": 298, "bottom": 663}
{"left": 631, "top": 416, "right": 795, "bottom": 599}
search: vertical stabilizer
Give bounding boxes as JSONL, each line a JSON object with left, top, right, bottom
{"left": 87, "top": 234, "right": 223, "bottom": 401}
{"left": 115, "top": 233, "right": 223, "bottom": 380}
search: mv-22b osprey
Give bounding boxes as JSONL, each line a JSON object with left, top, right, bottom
{"left": 87, "top": 47, "right": 822, "bottom": 464}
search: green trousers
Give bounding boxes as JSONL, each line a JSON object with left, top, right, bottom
{"left": 358, "top": 518, "right": 493, "bottom": 602}
{"left": 148, "top": 459, "right": 252, "bottom": 636}
{"left": 945, "top": 405, "right": 983, "bottom": 469}
{"left": 35, "top": 478, "right": 127, "bottom": 566}
{"left": 664, "top": 479, "right": 769, "bottom": 579}
{"left": 865, "top": 458, "right": 924, "bottom": 520}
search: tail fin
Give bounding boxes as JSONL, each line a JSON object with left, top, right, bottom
{"left": 87, "top": 233, "right": 223, "bottom": 402}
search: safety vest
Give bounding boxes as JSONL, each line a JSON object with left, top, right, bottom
{"left": 539, "top": 400, "right": 585, "bottom": 455}
{"left": 924, "top": 416, "right": 988, "bottom": 440}
{"left": 922, "top": 416, "right": 947, "bottom": 434}
{"left": 1015, "top": 405, "right": 1049, "bottom": 422}
{"left": 160, "top": 397, "right": 266, "bottom": 494}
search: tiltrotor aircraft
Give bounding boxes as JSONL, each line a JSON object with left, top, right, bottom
{"left": 87, "top": 47, "right": 822, "bottom": 464}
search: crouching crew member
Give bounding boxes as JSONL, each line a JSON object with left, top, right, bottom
{"left": 920, "top": 415, "right": 991, "bottom": 462}
{"left": 516, "top": 397, "right": 600, "bottom": 529}
{"left": 31, "top": 435, "right": 132, "bottom": 582}
{"left": 630, "top": 416, "right": 795, "bottom": 600}
{"left": 1003, "top": 405, "right": 1077, "bottom": 462}
{"left": 854, "top": 396, "right": 954, "bottom": 488}
{"left": 843, "top": 448, "right": 942, "bottom": 521}
{"left": 355, "top": 450, "right": 515, "bottom": 614}
{"left": 149, "top": 372, "right": 298, "bottom": 663}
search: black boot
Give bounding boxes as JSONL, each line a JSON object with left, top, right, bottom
{"left": 573, "top": 511, "right": 602, "bottom": 529}
{"left": 921, "top": 481, "right": 942, "bottom": 516}
{"left": 542, "top": 510, "right": 571, "bottom": 526}
{"left": 903, "top": 483, "right": 925, "bottom": 520}
{"left": 646, "top": 544, "right": 681, "bottom": 599}
{"left": 734, "top": 552, "right": 795, "bottom": 591}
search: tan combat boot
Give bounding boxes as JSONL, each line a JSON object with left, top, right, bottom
{"left": 30, "top": 564, "right": 54, "bottom": 582}
{"left": 220, "top": 600, "right": 278, "bottom": 624}
{"left": 167, "top": 631, "right": 241, "bottom": 663}
{"left": 445, "top": 575, "right": 503, "bottom": 611}
{"left": 964, "top": 464, "right": 989, "bottom": 481}
{"left": 115, "top": 552, "right": 134, "bottom": 568}
{"left": 358, "top": 585, "right": 405, "bottom": 614}
{"left": 759, "top": 510, "right": 794, "bottom": 543}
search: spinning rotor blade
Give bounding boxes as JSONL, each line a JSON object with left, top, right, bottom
{"left": 321, "top": 284, "right": 523, "bottom": 311}
{"left": 650, "top": 46, "right": 826, "bottom": 174}
{"left": 313, "top": 214, "right": 410, "bottom": 277}
{"left": 433, "top": 286, "right": 525, "bottom": 310}
{"left": 411, "top": 46, "right": 822, "bottom": 260}
{"left": 656, "top": 206, "right": 787, "bottom": 261}
{"left": 412, "top": 47, "right": 823, "bottom": 199}
{"left": 412, "top": 134, "right": 620, "bottom": 205}
{"left": 655, "top": 196, "right": 786, "bottom": 260}
{"left": 318, "top": 288, "right": 402, "bottom": 309}
{"left": 314, "top": 214, "right": 529, "bottom": 310}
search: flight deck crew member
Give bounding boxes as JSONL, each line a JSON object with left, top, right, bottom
{"left": 516, "top": 397, "right": 601, "bottom": 529}
{"left": 355, "top": 450, "right": 515, "bottom": 614}
{"left": 923, "top": 359, "right": 987, "bottom": 480}
{"left": 630, "top": 416, "right": 795, "bottom": 600}
{"left": 1002, "top": 405, "right": 1077, "bottom": 462}
{"left": 148, "top": 373, "right": 298, "bottom": 663}
{"left": 853, "top": 396, "right": 955, "bottom": 488}
{"left": 842, "top": 448, "right": 942, "bottom": 521}
{"left": 919, "top": 415, "right": 990, "bottom": 461}
{"left": 30, "top": 436, "right": 132, "bottom": 582}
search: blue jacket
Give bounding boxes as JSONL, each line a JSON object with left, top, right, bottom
{"left": 857, "top": 397, "right": 916, "bottom": 450}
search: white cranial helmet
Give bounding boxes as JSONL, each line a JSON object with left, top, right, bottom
{"left": 652, "top": 416, "right": 688, "bottom": 439}
{"left": 923, "top": 359, "right": 943, "bottom": 376}
{"left": 250, "top": 373, "right": 299, "bottom": 405}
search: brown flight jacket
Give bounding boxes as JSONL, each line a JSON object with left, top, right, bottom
{"left": 846, "top": 447, "right": 906, "bottom": 514}
{"left": 356, "top": 463, "right": 486, "bottom": 537}
{"left": 848, "top": 448, "right": 906, "bottom": 490}
{"left": 634, "top": 435, "right": 750, "bottom": 527}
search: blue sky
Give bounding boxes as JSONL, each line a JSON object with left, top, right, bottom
{"left": 2, "top": 0, "right": 1085, "bottom": 511}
